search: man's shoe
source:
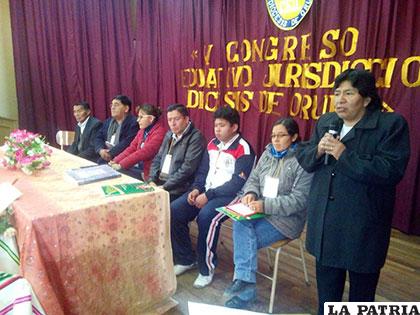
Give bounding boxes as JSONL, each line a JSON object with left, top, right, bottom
{"left": 174, "top": 262, "right": 196, "bottom": 276}
{"left": 225, "top": 296, "right": 254, "bottom": 309}
{"left": 193, "top": 272, "right": 214, "bottom": 288}
{"left": 223, "top": 279, "right": 254, "bottom": 298}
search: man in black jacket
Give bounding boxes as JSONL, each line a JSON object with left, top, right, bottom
{"left": 148, "top": 104, "right": 205, "bottom": 201}
{"left": 67, "top": 101, "right": 102, "bottom": 162}
{"left": 94, "top": 95, "right": 139, "bottom": 164}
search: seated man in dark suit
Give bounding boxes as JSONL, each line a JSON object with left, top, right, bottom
{"left": 67, "top": 101, "right": 102, "bottom": 162}
{"left": 94, "top": 95, "right": 139, "bottom": 164}
{"left": 148, "top": 104, "right": 206, "bottom": 201}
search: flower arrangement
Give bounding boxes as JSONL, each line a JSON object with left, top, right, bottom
{"left": 1, "top": 129, "right": 52, "bottom": 175}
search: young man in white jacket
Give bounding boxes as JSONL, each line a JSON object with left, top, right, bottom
{"left": 171, "top": 106, "right": 255, "bottom": 288}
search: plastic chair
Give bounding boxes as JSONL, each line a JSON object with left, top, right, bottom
{"left": 56, "top": 130, "right": 75, "bottom": 150}
{"left": 257, "top": 236, "right": 310, "bottom": 313}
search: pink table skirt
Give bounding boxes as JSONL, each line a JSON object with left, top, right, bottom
{"left": 1, "top": 147, "right": 176, "bottom": 314}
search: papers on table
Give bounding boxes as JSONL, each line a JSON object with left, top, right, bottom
{"left": 0, "top": 182, "right": 22, "bottom": 212}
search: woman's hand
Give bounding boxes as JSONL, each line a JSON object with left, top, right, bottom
{"left": 110, "top": 163, "right": 122, "bottom": 170}
{"left": 317, "top": 133, "right": 329, "bottom": 157}
{"left": 241, "top": 193, "right": 256, "bottom": 206}
{"left": 317, "top": 132, "right": 346, "bottom": 160}
{"left": 248, "top": 200, "right": 264, "bottom": 213}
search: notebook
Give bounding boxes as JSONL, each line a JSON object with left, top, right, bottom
{"left": 65, "top": 164, "right": 121, "bottom": 185}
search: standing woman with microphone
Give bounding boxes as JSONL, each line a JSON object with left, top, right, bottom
{"left": 296, "top": 69, "right": 410, "bottom": 315}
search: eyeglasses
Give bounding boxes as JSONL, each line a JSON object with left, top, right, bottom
{"left": 137, "top": 114, "right": 152, "bottom": 121}
{"left": 271, "top": 133, "right": 290, "bottom": 139}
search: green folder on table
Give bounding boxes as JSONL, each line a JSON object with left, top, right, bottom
{"left": 101, "top": 183, "right": 154, "bottom": 196}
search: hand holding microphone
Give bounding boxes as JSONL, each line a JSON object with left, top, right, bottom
{"left": 318, "top": 121, "right": 345, "bottom": 165}
{"left": 324, "top": 122, "right": 340, "bottom": 165}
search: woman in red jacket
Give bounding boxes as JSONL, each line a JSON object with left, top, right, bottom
{"left": 109, "top": 103, "right": 166, "bottom": 180}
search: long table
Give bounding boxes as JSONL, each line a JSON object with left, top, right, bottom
{"left": 1, "top": 147, "right": 176, "bottom": 314}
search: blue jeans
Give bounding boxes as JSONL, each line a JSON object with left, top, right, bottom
{"left": 233, "top": 218, "right": 287, "bottom": 284}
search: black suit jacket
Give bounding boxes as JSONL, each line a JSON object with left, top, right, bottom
{"left": 67, "top": 116, "right": 102, "bottom": 162}
{"left": 94, "top": 114, "right": 139, "bottom": 163}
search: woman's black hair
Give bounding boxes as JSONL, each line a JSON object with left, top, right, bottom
{"left": 272, "top": 117, "right": 300, "bottom": 142}
{"left": 137, "top": 103, "right": 162, "bottom": 119}
{"left": 333, "top": 69, "right": 382, "bottom": 111}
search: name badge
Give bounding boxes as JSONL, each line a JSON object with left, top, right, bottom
{"left": 110, "top": 134, "right": 116, "bottom": 145}
{"left": 161, "top": 154, "right": 172, "bottom": 175}
{"left": 262, "top": 176, "right": 279, "bottom": 198}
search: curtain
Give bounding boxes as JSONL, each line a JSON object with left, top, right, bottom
{"left": 10, "top": 0, "right": 134, "bottom": 139}
{"left": 133, "top": 0, "right": 420, "bottom": 234}
{"left": 10, "top": 0, "right": 420, "bottom": 234}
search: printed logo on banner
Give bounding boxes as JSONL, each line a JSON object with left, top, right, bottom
{"left": 325, "top": 302, "right": 420, "bottom": 315}
{"left": 266, "top": 0, "right": 313, "bottom": 30}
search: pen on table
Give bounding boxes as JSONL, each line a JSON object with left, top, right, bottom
{"left": 11, "top": 178, "right": 19, "bottom": 186}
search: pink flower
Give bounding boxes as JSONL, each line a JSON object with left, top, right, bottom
{"left": 42, "top": 160, "right": 51, "bottom": 167}
{"left": 3, "top": 129, "right": 51, "bottom": 174}
{"left": 15, "top": 149, "right": 24, "bottom": 160}
{"left": 45, "top": 146, "right": 53, "bottom": 155}
{"left": 20, "top": 155, "right": 36, "bottom": 165}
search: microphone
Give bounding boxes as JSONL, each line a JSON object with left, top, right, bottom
{"left": 324, "top": 121, "right": 340, "bottom": 165}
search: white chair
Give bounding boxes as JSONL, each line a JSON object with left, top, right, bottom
{"left": 257, "top": 236, "right": 310, "bottom": 313}
{"left": 55, "top": 130, "right": 75, "bottom": 150}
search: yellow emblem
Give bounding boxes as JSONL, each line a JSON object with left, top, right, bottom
{"left": 266, "top": 0, "right": 313, "bottom": 30}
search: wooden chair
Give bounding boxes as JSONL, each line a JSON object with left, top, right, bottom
{"left": 257, "top": 236, "right": 310, "bottom": 313}
{"left": 55, "top": 130, "right": 75, "bottom": 150}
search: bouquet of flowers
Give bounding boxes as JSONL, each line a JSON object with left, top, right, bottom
{"left": 1, "top": 129, "right": 52, "bottom": 175}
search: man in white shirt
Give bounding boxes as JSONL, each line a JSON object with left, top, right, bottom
{"left": 67, "top": 101, "right": 102, "bottom": 161}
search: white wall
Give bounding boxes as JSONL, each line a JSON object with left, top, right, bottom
{"left": 0, "top": 0, "right": 19, "bottom": 142}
